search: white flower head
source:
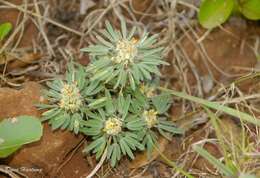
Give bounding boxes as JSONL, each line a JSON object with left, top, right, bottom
{"left": 143, "top": 109, "right": 158, "bottom": 128}
{"left": 104, "top": 117, "right": 123, "bottom": 135}
{"left": 111, "top": 38, "right": 138, "bottom": 66}
{"left": 59, "top": 83, "right": 83, "bottom": 113}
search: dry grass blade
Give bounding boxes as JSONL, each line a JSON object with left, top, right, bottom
{"left": 160, "top": 88, "right": 260, "bottom": 126}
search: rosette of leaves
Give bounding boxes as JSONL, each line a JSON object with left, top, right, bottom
{"left": 38, "top": 63, "right": 106, "bottom": 134}
{"left": 81, "top": 91, "right": 145, "bottom": 167}
{"left": 81, "top": 19, "right": 168, "bottom": 90}
{"left": 130, "top": 86, "right": 184, "bottom": 155}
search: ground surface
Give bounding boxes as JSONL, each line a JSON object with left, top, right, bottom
{"left": 0, "top": 0, "right": 260, "bottom": 178}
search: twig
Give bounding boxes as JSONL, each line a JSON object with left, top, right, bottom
{"left": 86, "top": 147, "right": 108, "bottom": 178}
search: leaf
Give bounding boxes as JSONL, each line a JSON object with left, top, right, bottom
{"left": 50, "top": 113, "right": 67, "bottom": 130}
{"left": 161, "top": 88, "right": 260, "bottom": 126}
{"left": 198, "top": 0, "right": 234, "bottom": 29}
{"left": 126, "top": 118, "right": 145, "bottom": 131}
{"left": 0, "top": 116, "right": 43, "bottom": 158}
{"left": 151, "top": 93, "right": 172, "bottom": 114}
{"left": 83, "top": 136, "right": 106, "bottom": 153}
{"left": 193, "top": 145, "right": 234, "bottom": 177}
{"left": 239, "top": 0, "right": 260, "bottom": 20}
{"left": 88, "top": 97, "right": 107, "bottom": 108}
{"left": 0, "top": 22, "right": 12, "bottom": 41}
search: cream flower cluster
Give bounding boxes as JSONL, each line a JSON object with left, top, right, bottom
{"left": 103, "top": 117, "right": 123, "bottom": 135}
{"left": 143, "top": 109, "right": 158, "bottom": 128}
{"left": 59, "top": 83, "right": 83, "bottom": 113}
{"left": 111, "top": 39, "right": 138, "bottom": 65}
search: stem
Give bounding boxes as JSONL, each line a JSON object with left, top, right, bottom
{"left": 86, "top": 148, "right": 108, "bottom": 178}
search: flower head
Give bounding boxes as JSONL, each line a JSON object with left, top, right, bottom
{"left": 143, "top": 109, "right": 158, "bottom": 128}
{"left": 103, "top": 117, "right": 122, "bottom": 135}
{"left": 59, "top": 83, "right": 83, "bottom": 113}
{"left": 111, "top": 38, "right": 138, "bottom": 65}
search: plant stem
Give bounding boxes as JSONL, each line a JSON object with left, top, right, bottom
{"left": 86, "top": 147, "right": 108, "bottom": 178}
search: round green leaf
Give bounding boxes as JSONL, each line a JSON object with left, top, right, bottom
{"left": 239, "top": 0, "right": 260, "bottom": 20}
{"left": 0, "top": 116, "right": 43, "bottom": 158}
{"left": 198, "top": 0, "right": 234, "bottom": 29}
{"left": 0, "top": 22, "right": 12, "bottom": 41}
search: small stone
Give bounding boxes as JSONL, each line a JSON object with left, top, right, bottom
{"left": 9, "top": 117, "right": 18, "bottom": 124}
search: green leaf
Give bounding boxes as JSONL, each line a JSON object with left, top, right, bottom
{"left": 193, "top": 145, "right": 234, "bottom": 177}
{"left": 198, "top": 0, "right": 234, "bottom": 29}
{"left": 0, "top": 116, "right": 43, "bottom": 158}
{"left": 129, "top": 73, "right": 136, "bottom": 91}
{"left": 126, "top": 119, "right": 145, "bottom": 130}
{"left": 157, "top": 123, "right": 184, "bottom": 134}
{"left": 96, "top": 141, "right": 107, "bottom": 160}
{"left": 83, "top": 136, "right": 106, "bottom": 153}
{"left": 117, "top": 94, "right": 130, "bottom": 118}
{"left": 88, "top": 97, "right": 107, "bottom": 108}
{"left": 239, "top": 0, "right": 260, "bottom": 20}
{"left": 120, "top": 18, "right": 127, "bottom": 39}
{"left": 72, "top": 113, "right": 81, "bottom": 134}
{"left": 0, "top": 22, "right": 12, "bottom": 41}
{"left": 50, "top": 113, "right": 67, "bottom": 130}
{"left": 152, "top": 93, "right": 172, "bottom": 114}
{"left": 105, "top": 21, "right": 119, "bottom": 41}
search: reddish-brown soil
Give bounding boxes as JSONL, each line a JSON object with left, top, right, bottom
{"left": 182, "top": 23, "right": 258, "bottom": 85}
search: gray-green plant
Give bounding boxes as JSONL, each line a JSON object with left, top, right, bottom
{"left": 40, "top": 20, "right": 181, "bottom": 167}
{"left": 37, "top": 63, "right": 106, "bottom": 134}
{"left": 40, "top": 19, "right": 260, "bottom": 171}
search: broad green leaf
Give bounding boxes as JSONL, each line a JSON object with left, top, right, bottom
{"left": 193, "top": 145, "right": 234, "bottom": 177}
{"left": 198, "top": 0, "right": 234, "bottom": 28}
{"left": 239, "top": 0, "right": 260, "bottom": 20}
{"left": 0, "top": 146, "right": 20, "bottom": 158}
{"left": 0, "top": 22, "right": 12, "bottom": 41}
{"left": 160, "top": 88, "right": 260, "bottom": 126}
{"left": 0, "top": 116, "right": 43, "bottom": 158}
